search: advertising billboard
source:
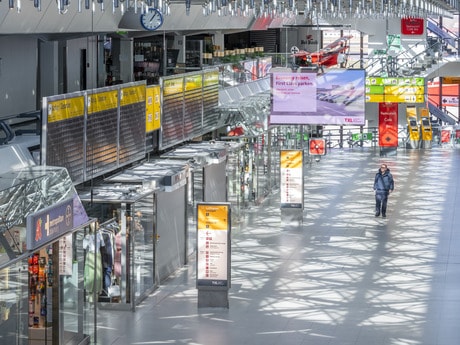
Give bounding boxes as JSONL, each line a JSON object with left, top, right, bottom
{"left": 270, "top": 69, "right": 365, "bottom": 125}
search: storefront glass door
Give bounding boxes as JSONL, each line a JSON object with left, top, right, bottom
{"left": 132, "top": 195, "right": 156, "bottom": 304}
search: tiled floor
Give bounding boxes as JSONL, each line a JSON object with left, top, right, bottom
{"left": 95, "top": 147, "right": 460, "bottom": 345}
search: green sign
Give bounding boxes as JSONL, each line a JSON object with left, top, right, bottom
{"left": 352, "top": 133, "right": 373, "bottom": 141}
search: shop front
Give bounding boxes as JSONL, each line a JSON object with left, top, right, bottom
{"left": 78, "top": 159, "right": 189, "bottom": 308}
{"left": 78, "top": 185, "right": 156, "bottom": 310}
{"left": 0, "top": 166, "right": 95, "bottom": 345}
{"left": 219, "top": 80, "right": 280, "bottom": 206}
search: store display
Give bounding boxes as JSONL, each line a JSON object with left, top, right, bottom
{"left": 28, "top": 248, "right": 53, "bottom": 329}
{"left": 83, "top": 221, "right": 122, "bottom": 302}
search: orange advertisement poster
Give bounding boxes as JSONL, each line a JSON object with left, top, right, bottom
{"left": 379, "top": 103, "right": 398, "bottom": 147}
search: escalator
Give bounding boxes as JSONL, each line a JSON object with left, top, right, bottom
{"left": 427, "top": 102, "right": 457, "bottom": 125}
{"left": 427, "top": 18, "right": 458, "bottom": 54}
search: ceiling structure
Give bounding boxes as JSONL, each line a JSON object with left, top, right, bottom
{"left": 0, "top": 0, "right": 458, "bottom": 37}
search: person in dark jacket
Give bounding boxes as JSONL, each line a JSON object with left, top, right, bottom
{"left": 373, "top": 164, "right": 394, "bottom": 217}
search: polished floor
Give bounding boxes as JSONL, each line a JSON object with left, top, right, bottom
{"left": 95, "top": 147, "right": 460, "bottom": 345}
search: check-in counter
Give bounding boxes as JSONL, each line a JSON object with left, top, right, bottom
{"left": 420, "top": 117, "right": 433, "bottom": 148}
{"left": 407, "top": 116, "right": 420, "bottom": 149}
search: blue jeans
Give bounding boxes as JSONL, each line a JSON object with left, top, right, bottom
{"left": 375, "top": 191, "right": 389, "bottom": 215}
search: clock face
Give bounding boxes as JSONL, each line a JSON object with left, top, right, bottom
{"left": 140, "top": 8, "right": 164, "bottom": 31}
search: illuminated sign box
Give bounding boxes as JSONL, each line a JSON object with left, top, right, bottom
{"left": 366, "top": 77, "right": 425, "bottom": 103}
{"left": 270, "top": 69, "right": 366, "bottom": 125}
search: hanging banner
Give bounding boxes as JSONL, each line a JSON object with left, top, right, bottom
{"left": 379, "top": 103, "right": 398, "bottom": 147}
{"left": 406, "top": 106, "right": 419, "bottom": 141}
{"left": 401, "top": 17, "right": 424, "bottom": 35}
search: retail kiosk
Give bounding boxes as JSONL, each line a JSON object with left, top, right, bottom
{"left": 78, "top": 159, "right": 189, "bottom": 309}
{"left": 0, "top": 165, "right": 95, "bottom": 345}
{"left": 161, "top": 142, "right": 229, "bottom": 203}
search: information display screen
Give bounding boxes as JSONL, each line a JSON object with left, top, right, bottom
{"left": 270, "top": 69, "right": 365, "bottom": 125}
{"left": 197, "top": 203, "right": 231, "bottom": 288}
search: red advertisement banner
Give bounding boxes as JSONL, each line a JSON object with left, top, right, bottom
{"left": 401, "top": 17, "right": 424, "bottom": 35}
{"left": 379, "top": 103, "right": 398, "bottom": 147}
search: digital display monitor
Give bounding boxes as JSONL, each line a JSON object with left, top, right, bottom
{"left": 270, "top": 69, "right": 365, "bottom": 125}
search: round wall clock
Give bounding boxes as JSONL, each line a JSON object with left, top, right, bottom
{"left": 140, "top": 8, "right": 164, "bottom": 31}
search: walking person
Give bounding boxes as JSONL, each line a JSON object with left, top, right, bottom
{"left": 374, "top": 163, "right": 394, "bottom": 217}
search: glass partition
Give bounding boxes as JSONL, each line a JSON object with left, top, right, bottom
{"left": 0, "top": 259, "right": 28, "bottom": 345}
{"left": 62, "top": 229, "right": 95, "bottom": 344}
{"left": 0, "top": 166, "right": 94, "bottom": 344}
{"left": 132, "top": 195, "right": 156, "bottom": 304}
{"left": 82, "top": 195, "right": 156, "bottom": 309}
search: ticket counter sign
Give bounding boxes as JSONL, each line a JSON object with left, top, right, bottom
{"left": 197, "top": 203, "right": 231, "bottom": 289}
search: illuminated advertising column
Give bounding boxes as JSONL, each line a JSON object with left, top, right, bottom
{"left": 196, "top": 203, "right": 231, "bottom": 308}
{"left": 378, "top": 103, "right": 398, "bottom": 148}
{"left": 280, "top": 150, "right": 304, "bottom": 209}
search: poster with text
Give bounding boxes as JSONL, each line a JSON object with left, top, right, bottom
{"left": 197, "top": 203, "right": 231, "bottom": 288}
{"left": 379, "top": 103, "right": 399, "bottom": 147}
{"left": 280, "top": 150, "right": 304, "bottom": 209}
{"left": 270, "top": 69, "right": 365, "bottom": 125}
{"left": 270, "top": 72, "right": 317, "bottom": 122}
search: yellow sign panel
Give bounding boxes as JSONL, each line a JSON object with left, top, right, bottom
{"left": 146, "top": 85, "right": 161, "bottom": 132}
{"left": 442, "top": 77, "right": 460, "bottom": 84}
{"left": 87, "top": 90, "right": 118, "bottom": 114}
{"left": 385, "top": 94, "right": 424, "bottom": 103}
{"left": 164, "top": 78, "right": 184, "bottom": 95}
{"left": 120, "top": 85, "right": 146, "bottom": 106}
{"left": 203, "top": 71, "right": 219, "bottom": 87}
{"left": 185, "top": 75, "right": 203, "bottom": 91}
{"left": 280, "top": 150, "right": 303, "bottom": 169}
{"left": 197, "top": 204, "right": 229, "bottom": 231}
{"left": 384, "top": 85, "right": 424, "bottom": 95}
{"left": 366, "top": 94, "right": 385, "bottom": 103}
{"left": 47, "top": 97, "right": 85, "bottom": 123}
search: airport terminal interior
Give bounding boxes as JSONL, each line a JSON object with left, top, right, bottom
{"left": 0, "top": 0, "right": 459, "bottom": 344}
{"left": 93, "top": 148, "right": 460, "bottom": 345}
